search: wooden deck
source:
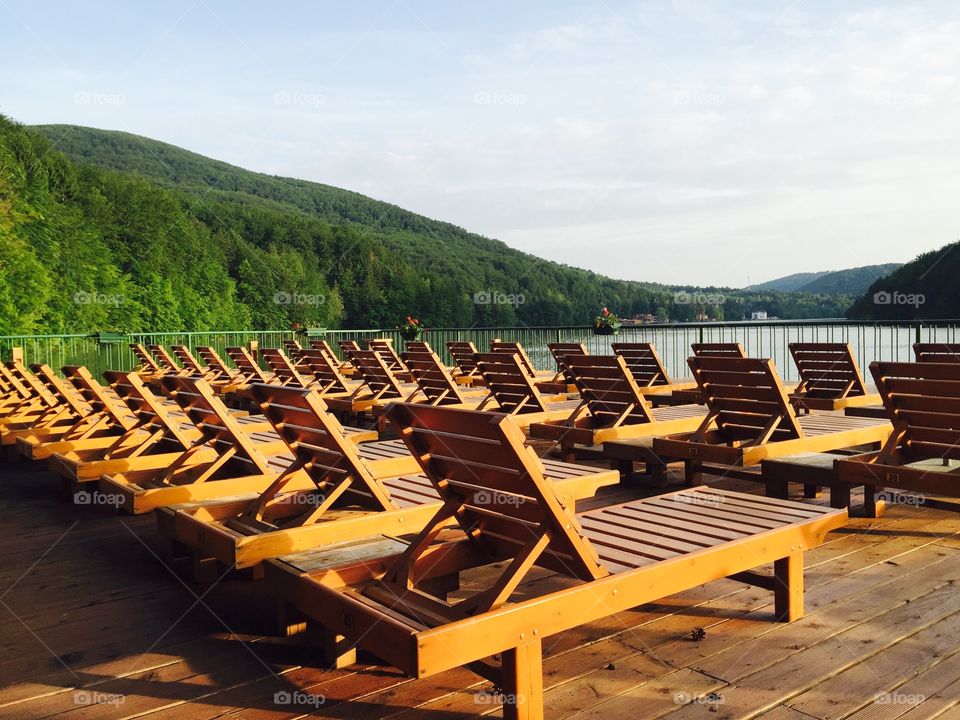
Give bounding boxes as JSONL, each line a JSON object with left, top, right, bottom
{"left": 2, "top": 458, "right": 960, "bottom": 719}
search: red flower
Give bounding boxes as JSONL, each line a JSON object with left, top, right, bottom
{"left": 602, "top": 307, "right": 610, "bottom": 317}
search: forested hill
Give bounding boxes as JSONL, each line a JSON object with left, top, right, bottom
{"left": 1, "top": 116, "right": 853, "bottom": 334}
{"left": 847, "top": 241, "right": 960, "bottom": 320}
{"left": 748, "top": 263, "right": 902, "bottom": 295}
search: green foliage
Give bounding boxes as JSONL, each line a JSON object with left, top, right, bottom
{"left": 1, "top": 119, "right": 861, "bottom": 334}
{"left": 847, "top": 242, "right": 960, "bottom": 320}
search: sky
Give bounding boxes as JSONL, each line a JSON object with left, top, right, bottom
{"left": 2, "top": 0, "right": 958, "bottom": 287}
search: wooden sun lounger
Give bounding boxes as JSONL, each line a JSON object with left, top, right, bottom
{"left": 3, "top": 364, "right": 94, "bottom": 451}
{"left": 529, "top": 354, "right": 706, "bottom": 460}
{"left": 130, "top": 343, "right": 165, "bottom": 378}
{"left": 195, "top": 346, "right": 240, "bottom": 386}
{"left": 612, "top": 342, "right": 698, "bottom": 403}
{"left": 445, "top": 341, "right": 484, "bottom": 386}
{"left": 323, "top": 349, "right": 420, "bottom": 417}
{"left": 541, "top": 342, "right": 587, "bottom": 394}
{"left": 48, "top": 370, "right": 268, "bottom": 485}
{"left": 835, "top": 361, "right": 960, "bottom": 517}
{"left": 260, "top": 347, "right": 317, "bottom": 388}
{"left": 295, "top": 349, "right": 363, "bottom": 396}
{"left": 691, "top": 342, "right": 747, "bottom": 358}
{"left": 0, "top": 361, "right": 60, "bottom": 426}
{"left": 913, "top": 343, "right": 960, "bottom": 363}
{"left": 788, "top": 342, "right": 881, "bottom": 413}
{"left": 98, "top": 376, "right": 376, "bottom": 514}
{"left": 400, "top": 351, "right": 488, "bottom": 409}
{"left": 310, "top": 340, "right": 355, "bottom": 377}
{"left": 148, "top": 344, "right": 183, "bottom": 374}
{"left": 264, "top": 402, "right": 847, "bottom": 719}
{"left": 0, "top": 363, "right": 36, "bottom": 418}
{"left": 368, "top": 338, "right": 409, "bottom": 375}
{"left": 669, "top": 343, "right": 748, "bottom": 404}
{"left": 282, "top": 339, "right": 306, "bottom": 364}
{"left": 171, "top": 345, "right": 215, "bottom": 379}
{"left": 160, "top": 392, "right": 614, "bottom": 574}
{"left": 223, "top": 346, "right": 275, "bottom": 399}
{"left": 474, "top": 352, "right": 583, "bottom": 430}
{"left": 652, "top": 357, "right": 892, "bottom": 484}
{"left": 15, "top": 366, "right": 139, "bottom": 461}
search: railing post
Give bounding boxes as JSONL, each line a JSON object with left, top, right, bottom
{"left": 915, "top": 322, "right": 922, "bottom": 345}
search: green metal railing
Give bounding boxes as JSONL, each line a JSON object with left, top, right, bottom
{"left": 3, "top": 320, "right": 959, "bottom": 383}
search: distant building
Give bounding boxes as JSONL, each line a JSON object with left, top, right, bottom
{"left": 750, "top": 311, "right": 768, "bottom": 320}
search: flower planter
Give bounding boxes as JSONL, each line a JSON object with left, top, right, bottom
{"left": 400, "top": 329, "right": 422, "bottom": 341}
{"left": 592, "top": 324, "right": 620, "bottom": 336}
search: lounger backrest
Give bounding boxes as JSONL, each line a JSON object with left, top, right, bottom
{"left": 62, "top": 366, "right": 136, "bottom": 430}
{"left": 913, "top": 343, "right": 960, "bottom": 363}
{"left": 691, "top": 342, "right": 747, "bottom": 358}
{"left": 247, "top": 384, "right": 393, "bottom": 512}
{"left": 870, "top": 361, "right": 960, "bottom": 461}
{"left": 6, "top": 361, "right": 58, "bottom": 407}
{"left": 688, "top": 356, "right": 803, "bottom": 444}
{"left": 30, "top": 364, "right": 92, "bottom": 417}
{"left": 282, "top": 339, "right": 303, "bottom": 357}
{"left": 446, "top": 341, "right": 480, "bottom": 376}
{"left": 338, "top": 340, "right": 361, "bottom": 357}
{"left": 475, "top": 352, "right": 549, "bottom": 414}
{"left": 196, "top": 346, "right": 234, "bottom": 380}
{"left": 547, "top": 342, "right": 588, "bottom": 370}
{"left": 0, "top": 363, "right": 31, "bottom": 401}
{"left": 171, "top": 346, "right": 209, "bottom": 377}
{"left": 309, "top": 340, "right": 344, "bottom": 367}
{"left": 547, "top": 343, "right": 588, "bottom": 383}
{"left": 386, "top": 403, "right": 607, "bottom": 583}
{"left": 104, "top": 370, "right": 194, "bottom": 448}
{"left": 148, "top": 345, "right": 181, "bottom": 373}
{"left": 159, "top": 375, "right": 273, "bottom": 474}
{"left": 348, "top": 350, "right": 406, "bottom": 399}
{"left": 368, "top": 339, "right": 407, "bottom": 372}
{"left": 490, "top": 341, "right": 539, "bottom": 378}
{"left": 130, "top": 343, "right": 162, "bottom": 373}
{"left": 404, "top": 340, "right": 432, "bottom": 354}
{"left": 226, "top": 347, "right": 271, "bottom": 383}
{"left": 402, "top": 351, "right": 467, "bottom": 406}
{"left": 297, "top": 349, "right": 353, "bottom": 395}
{"left": 564, "top": 355, "right": 656, "bottom": 426}
{"left": 261, "top": 348, "right": 310, "bottom": 388}
{"left": 789, "top": 342, "right": 869, "bottom": 400}
{"left": 611, "top": 343, "right": 673, "bottom": 387}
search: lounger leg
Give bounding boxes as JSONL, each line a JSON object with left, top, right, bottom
{"left": 684, "top": 460, "right": 702, "bottom": 486}
{"left": 501, "top": 639, "right": 544, "bottom": 720}
{"left": 863, "top": 485, "right": 886, "bottom": 519}
{"left": 765, "top": 478, "right": 788, "bottom": 500}
{"left": 276, "top": 600, "right": 307, "bottom": 637}
{"left": 316, "top": 624, "right": 357, "bottom": 669}
{"left": 774, "top": 552, "right": 804, "bottom": 622}
{"left": 191, "top": 551, "right": 219, "bottom": 585}
{"left": 830, "top": 481, "right": 851, "bottom": 510}
{"left": 613, "top": 459, "right": 632, "bottom": 477}
{"left": 803, "top": 484, "right": 821, "bottom": 499}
